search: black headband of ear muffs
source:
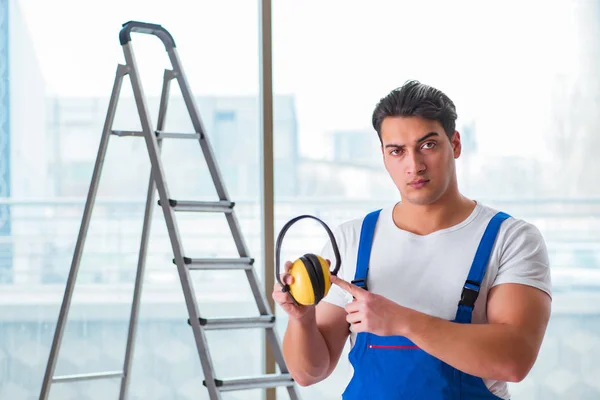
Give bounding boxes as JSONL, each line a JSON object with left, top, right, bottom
{"left": 304, "top": 253, "right": 326, "bottom": 303}
{"left": 275, "top": 215, "right": 341, "bottom": 290}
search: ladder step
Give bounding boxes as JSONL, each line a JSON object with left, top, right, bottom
{"left": 111, "top": 130, "right": 144, "bottom": 137}
{"left": 158, "top": 199, "right": 234, "bottom": 213}
{"left": 189, "top": 315, "right": 275, "bottom": 330}
{"left": 111, "top": 130, "right": 200, "bottom": 139}
{"left": 53, "top": 371, "right": 123, "bottom": 383}
{"left": 176, "top": 257, "right": 254, "bottom": 270}
{"left": 204, "top": 373, "right": 294, "bottom": 392}
{"left": 155, "top": 131, "right": 201, "bottom": 139}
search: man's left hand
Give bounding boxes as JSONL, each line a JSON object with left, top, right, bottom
{"left": 330, "top": 275, "right": 412, "bottom": 336}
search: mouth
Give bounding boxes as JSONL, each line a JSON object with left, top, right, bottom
{"left": 408, "top": 179, "right": 430, "bottom": 189}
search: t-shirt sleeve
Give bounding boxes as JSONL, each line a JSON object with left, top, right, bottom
{"left": 320, "top": 225, "right": 353, "bottom": 309}
{"left": 492, "top": 220, "right": 552, "bottom": 298}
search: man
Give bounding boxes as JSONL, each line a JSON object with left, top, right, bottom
{"left": 272, "top": 80, "right": 552, "bottom": 399}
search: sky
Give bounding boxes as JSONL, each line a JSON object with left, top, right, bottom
{"left": 13, "top": 0, "right": 583, "bottom": 159}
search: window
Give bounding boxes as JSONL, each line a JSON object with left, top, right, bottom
{"left": 4, "top": 1, "right": 600, "bottom": 399}
{"left": 4, "top": 1, "right": 264, "bottom": 399}
{"left": 273, "top": 1, "right": 600, "bottom": 399}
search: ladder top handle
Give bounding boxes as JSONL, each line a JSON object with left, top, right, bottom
{"left": 119, "top": 20, "right": 176, "bottom": 50}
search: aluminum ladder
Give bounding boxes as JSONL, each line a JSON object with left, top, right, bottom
{"left": 39, "top": 20, "right": 299, "bottom": 400}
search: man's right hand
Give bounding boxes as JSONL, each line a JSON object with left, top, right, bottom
{"left": 272, "top": 260, "right": 316, "bottom": 321}
{"left": 275, "top": 259, "right": 349, "bottom": 386}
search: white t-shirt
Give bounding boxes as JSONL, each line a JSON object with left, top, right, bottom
{"left": 320, "top": 201, "right": 552, "bottom": 400}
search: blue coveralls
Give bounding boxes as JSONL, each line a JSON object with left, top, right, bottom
{"left": 342, "top": 209, "right": 510, "bottom": 400}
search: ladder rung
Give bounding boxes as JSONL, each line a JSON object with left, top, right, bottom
{"left": 204, "top": 374, "right": 294, "bottom": 392}
{"left": 189, "top": 315, "right": 275, "bottom": 330}
{"left": 111, "top": 130, "right": 200, "bottom": 139}
{"left": 177, "top": 257, "right": 254, "bottom": 270}
{"left": 53, "top": 371, "right": 123, "bottom": 383}
{"left": 111, "top": 130, "right": 144, "bottom": 137}
{"left": 158, "top": 199, "right": 234, "bottom": 213}
{"left": 155, "top": 131, "right": 201, "bottom": 139}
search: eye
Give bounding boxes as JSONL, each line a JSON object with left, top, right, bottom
{"left": 422, "top": 141, "right": 436, "bottom": 150}
{"left": 389, "top": 149, "right": 404, "bottom": 156}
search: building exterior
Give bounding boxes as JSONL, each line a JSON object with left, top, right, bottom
{"left": 46, "top": 95, "right": 301, "bottom": 200}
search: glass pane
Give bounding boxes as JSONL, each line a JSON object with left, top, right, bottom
{"left": 273, "top": 1, "right": 600, "bottom": 399}
{"left": 4, "top": 1, "right": 263, "bottom": 399}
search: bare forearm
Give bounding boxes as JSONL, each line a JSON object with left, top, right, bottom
{"left": 283, "top": 311, "right": 330, "bottom": 386}
{"left": 404, "top": 311, "right": 537, "bottom": 382}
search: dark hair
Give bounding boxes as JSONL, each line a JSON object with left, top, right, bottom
{"left": 372, "top": 80, "right": 457, "bottom": 141}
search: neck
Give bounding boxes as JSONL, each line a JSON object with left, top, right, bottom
{"left": 393, "top": 183, "right": 476, "bottom": 236}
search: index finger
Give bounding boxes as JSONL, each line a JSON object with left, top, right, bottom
{"left": 330, "top": 275, "right": 367, "bottom": 298}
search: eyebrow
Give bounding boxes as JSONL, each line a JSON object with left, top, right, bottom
{"left": 384, "top": 132, "right": 440, "bottom": 149}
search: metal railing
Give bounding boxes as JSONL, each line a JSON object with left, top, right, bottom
{"left": 0, "top": 196, "right": 598, "bottom": 293}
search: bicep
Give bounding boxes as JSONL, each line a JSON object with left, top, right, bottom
{"left": 316, "top": 301, "right": 350, "bottom": 376}
{"left": 487, "top": 283, "right": 551, "bottom": 352}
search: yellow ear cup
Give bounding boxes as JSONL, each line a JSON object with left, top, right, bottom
{"left": 287, "top": 255, "right": 333, "bottom": 306}
{"left": 288, "top": 258, "right": 316, "bottom": 306}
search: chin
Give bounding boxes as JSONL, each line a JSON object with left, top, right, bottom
{"left": 406, "top": 198, "right": 436, "bottom": 206}
{"left": 403, "top": 193, "right": 441, "bottom": 206}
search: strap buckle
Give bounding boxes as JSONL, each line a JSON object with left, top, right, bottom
{"left": 459, "top": 287, "right": 479, "bottom": 308}
{"left": 351, "top": 278, "right": 368, "bottom": 291}
{"left": 459, "top": 280, "right": 480, "bottom": 308}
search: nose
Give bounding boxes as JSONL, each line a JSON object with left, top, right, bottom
{"left": 405, "top": 151, "right": 426, "bottom": 176}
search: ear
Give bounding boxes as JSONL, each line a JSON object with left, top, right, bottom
{"left": 451, "top": 131, "right": 462, "bottom": 158}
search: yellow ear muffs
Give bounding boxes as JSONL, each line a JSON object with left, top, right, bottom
{"left": 275, "top": 215, "right": 341, "bottom": 306}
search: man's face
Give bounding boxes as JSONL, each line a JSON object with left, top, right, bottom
{"left": 380, "top": 116, "right": 461, "bottom": 206}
